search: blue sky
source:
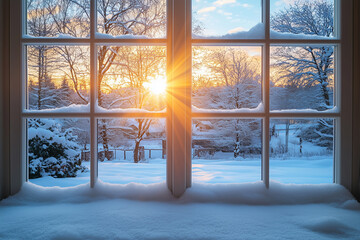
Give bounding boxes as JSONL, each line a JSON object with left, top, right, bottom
{"left": 192, "top": 0, "right": 318, "bottom": 36}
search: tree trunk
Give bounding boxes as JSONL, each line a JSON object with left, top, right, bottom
{"left": 234, "top": 135, "right": 241, "bottom": 158}
{"left": 285, "top": 120, "right": 290, "bottom": 153}
{"left": 321, "top": 81, "right": 330, "bottom": 107}
{"left": 99, "top": 119, "right": 109, "bottom": 154}
{"left": 234, "top": 120, "right": 241, "bottom": 158}
{"left": 97, "top": 73, "right": 110, "bottom": 157}
{"left": 37, "top": 47, "right": 44, "bottom": 110}
{"left": 133, "top": 140, "right": 140, "bottom": 163}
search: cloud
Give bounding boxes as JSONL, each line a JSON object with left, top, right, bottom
{"left": 217, "top": 9, "right": 233, "bottom": 16}
{"left": 197, "top": 6, "right": 216, "bottom": 14}
{"left": 275, "top": 0, "right": 296, "bottom": 6}
{"left": 239, "top": 3, "right": 251, "bottom": 8}
{"left": 214, "top": 0, "right": 236, "bottom": 6}
{"left": 227, "top": 26, "right": 245, "bottom": 34}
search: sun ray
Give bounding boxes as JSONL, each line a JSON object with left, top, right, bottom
{"left": 145, "top": 76, "right": 167, "bottom": 95}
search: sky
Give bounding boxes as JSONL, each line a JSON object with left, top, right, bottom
{"left": 193, "top": 0, "right": 262, "bottom": 36}
{"left": 192, "top": 0, "right": 332, "bottom": 37}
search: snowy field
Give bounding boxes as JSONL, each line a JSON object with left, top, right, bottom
{"left": 0, "top": 181, "right": 360, "bottom": 240}
{"left": 29, "top": 155, "right": 333, "bottom": 187}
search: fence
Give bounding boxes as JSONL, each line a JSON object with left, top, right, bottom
{"left": 81, "top": 147, "right": 166, "bottom": 161}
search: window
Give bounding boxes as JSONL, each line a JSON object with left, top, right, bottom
{"left": 7, "top": 0, "right": 354, "bottom": 197}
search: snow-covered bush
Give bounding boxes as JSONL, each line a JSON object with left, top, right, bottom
{"left": 297, "top": 119, "right": 333, "bottom": 150}
{"left": 28, "top": 119, "right": 87, "bottom": 179}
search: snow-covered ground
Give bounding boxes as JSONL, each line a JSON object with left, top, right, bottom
{"left": 0, "top": 181, "right": 359, "bottom": 240}
{"left": 14, "top": 122, "right": 350, "bottom": 240}
{"left": 29, "top": 155, "right": 333, "bottom": 187}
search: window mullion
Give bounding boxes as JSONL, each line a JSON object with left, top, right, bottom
{"left": 90, "top": 0, "right": 97, "bottom": 188}
{"left": 167, "top": 0, "right": 191, "bottom": 196}
{"left": 262, "top": 0, "right": 270, "bottom": 188}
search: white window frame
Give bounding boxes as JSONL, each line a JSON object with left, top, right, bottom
{"left": 7, "top": 0, "right": 354, "bottom": 197}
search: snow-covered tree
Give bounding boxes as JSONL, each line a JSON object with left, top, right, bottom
{"left": 28, "top": 119, "right": 87, "bottom": 178}
{"left": 27, "top": 0, "right": 166, "bottom": 163}
{"left": 271, "top": 0, "right": 334, "bottom": 149}
{"left": 193, "top": 47, "right": 261, "bottom": 157}
{"left": 27, "top": 46, "right": 64, "bottom": 110}
{"left": 95, "top": 1, "right": 166, "bottom": 162}
{"left": 54, "top": 46, "right": 90, "bottom": 104}
{"left": 192, "top": 119, "right": 262, "bottom": 158}
{"left": 193, "top": 47, "right": 261, "bottom": 109}
{"left": 27, "top": 0, "right": 90, "bottom": 110}
{"left": 297, "top": 119, "right": 333, "bottom": 149}
{"left": 27, "top": 0, "right": 90, "bottom": 38}
{"left": 98, "top": 46, "right": 166, "bottom": 162}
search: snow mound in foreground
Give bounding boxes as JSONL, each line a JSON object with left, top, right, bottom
{"left": 303, "top": 217, "right": 358, "bottom": 236}
{"left": 2, "top": 181, "right": 356, "bottom": 206}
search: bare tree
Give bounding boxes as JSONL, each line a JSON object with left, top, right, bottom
{"left": 101, "top": 46, "right": 166, "bottom": 162}
{"left": 271, "top": 0, "right": 334, "bottom": 149}
{"left": 30, "top": 0, "right": 166, "bottom": 161}
{"left": 193, "top": 47, "right": 261, "bottom": 158}
{"left": 95, "top": 0, "right": 166, "bottom": 161}
{"left": 271, "top": 0, "right": 334, "bottom": 109}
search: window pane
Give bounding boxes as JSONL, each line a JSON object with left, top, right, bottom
{"left": 192, "top": 46, "right": 262, "bottom": 110}
{"left": 193, "top": 0, "right": 263, "bottom": 39}
{"left": 192, "top": 119, "right": 262, "bottom": 183}
{"left": 26, "top": 0, "right": 90, "bottom": 38}
{"left": 270, "top": 0, "right": 335, "bottom": 39}
{"left": 97, "top": 45, "right": 166, "bottom": 111}
{"left": 270, "top": 46, "right": 335, "bottom": 111}
{"left": 97, "top": 0, "right": 166, "bottom": 38}
{"left": 27, "top": 45, "right": 90, "bottom": 111}
{"left": 270, "top": 119, "right": 334, "bottom": 184}
{"left": 28, "top": 118, "right": 90, "bottom": 187}
{"left": 97, "top": 118, "right": 166, "bottom": 184}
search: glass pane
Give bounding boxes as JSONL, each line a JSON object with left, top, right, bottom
{"left": 97, "top": 118, "right": 166, "bottom": 184}
{"left": 97, "top": 46, "right": 166, "bottom": 111}
{"left": 192, "top": 46, "right": 262, "bottom": 110}
{"left": 27, "top": 45, "right": 90, "bottom": 111}
{"left": 270, "top": 119, "right": 334, "bottom": 184}
{"left": 28, "top": 118, "right": 90, "bottom": 187}
{"left": 97, "top": 0, "right": 166, "bottom": 38}
{"left": 270, "top": 46, "right": 334, "bottom": 111}
{"left": 192, "top": 119, "right": 262, "bottom": 183}
{"left": 26, "top": 0, "right": 90, "bottom": 38}
{"left": 193, "top": 0, "right": 263, "bottom": 39}
{"left": 270, "top": 0, "right": 335, "bottom": 39}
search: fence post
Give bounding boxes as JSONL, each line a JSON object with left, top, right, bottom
{"left": 149, "top": 149, "right": 152, "bottom": 159}
{"left": 124, "top": 150, "right": 126, "bottom": 160}
{"left": 162, "top": 139, "right": 166, "bottom": 159}
{"left": 139, "top": 146, "right": 145, "bottom": 161}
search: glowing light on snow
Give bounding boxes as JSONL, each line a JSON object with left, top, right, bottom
{"left": 146, "top": 76, "right": 167, "bottom": 95}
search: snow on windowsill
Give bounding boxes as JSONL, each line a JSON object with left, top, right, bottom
{"left": 2, "top": 180, "right": 357, "bottom": 206}
{"left": 270, "top": 106, "right": 338, "bottom": 114}
{"left": 23, "top": 34, "right": 83, "bottom": 39}
{"left": 95, "top": 32, "right": 150, "bottom": 39}
{"left": 24, "top": 104, "right": 90, "bottom": 113}
{"left": 193, "top": 23, "right": 335, "bottom": 40}
{"left": 192, "top": 103, "right": 264, "bottom": 113}
{"left": 95, "top": 105, "right": 166, "bottom": 113}
{"left": 23, "top": 33, "right": 154, "bottom": 39}
{"left": 23, "top": 104, "right": 167, "bottom": 114}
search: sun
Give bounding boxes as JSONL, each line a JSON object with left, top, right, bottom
{"left": 146, "top": 76, "right": 167, "bottom": 95}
